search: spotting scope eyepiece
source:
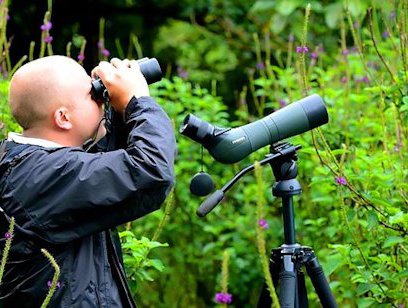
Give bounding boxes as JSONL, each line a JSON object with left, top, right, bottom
{"left": 180, "top": 94, "right": 329, "bottom": 164}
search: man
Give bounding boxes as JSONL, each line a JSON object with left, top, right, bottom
{"left": 0, "top": 55, "right": 176, "bottom": 307}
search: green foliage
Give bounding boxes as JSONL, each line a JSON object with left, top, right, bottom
{"left": 154, "top": 20, "right": 238, "bottom": 83}
{"left": 0, "top": 79, "right": 22, "bottom": 140}
{"left": 119, "top": 231, "right": 168, "bottom": 293}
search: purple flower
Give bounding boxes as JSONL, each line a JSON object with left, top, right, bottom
{"left": 361, "top": 76, "right": 369, "bottom": 84}
{"left": 97, "top": 40, "right": 103, "bottom": 49}
{"left": 393, "top": 143, "right": 401, "bottom": 152}
{"left": 177, "top": 66, "right": 188, "bottom": 79}
{"left": 40, "top": 21, "right": 52, "bottom": 31}
{"left": 44, "top": 35, "right": 53, "bottom": 43}
{"left": 341, "top": 76, "right": 347, "bottom": 83}
{"left": 311, "top": 51, "right": 318, "bottom": 59}
{"left": 77, "top": 53, "right": 85, "bottom": 62}
{"left": 288, "top": 34, "right": 294, "bottom": 42}
{"left": 256, "top": 62, "right": 265, "bottom": 70}
{"left": 4, "top": 232, "right": 11, "bottom": 239}
{"left": 382, "top": 31, "right": 390, "bottom": 39}
{"left": 390, "top": 11, "right": 396, "bottom": 20}
{"left": 215, "top": 292, "right": 232, "bottom": 304}
{"left": 279, "top": 99, "right": 287, "bottom": 108}
{"left": 351, "top": 46, "right": 358, "bottom": 53}
{"left": 47, "top": 280, "right": 61, "bottom": 289}
{"left": 258, "top": 218, "right": 269, "bottom": 229}
{"left": 335, "top": 176, "right": 347, "bottom": 186}
{"left": 342, "top": 49, "right": 349, "bottom": 56}
{"left": 296, "top": 46, "right": 309, "bottom": 53}
{"left": 101, "top": 48, "right": 110, "bottom": 57}
{"left": 6, "top": 14, "right": 10, "bottom": 21}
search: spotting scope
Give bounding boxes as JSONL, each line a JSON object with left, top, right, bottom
{"left": 179, "top": 94, "right": 328, "bottom": 164}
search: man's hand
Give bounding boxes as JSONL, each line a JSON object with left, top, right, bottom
{"left": 91, "top": 58, "right": 150, "bottom": 114}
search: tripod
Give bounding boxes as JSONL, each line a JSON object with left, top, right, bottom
{"left": 196, "top": 142, "right": 337, "bottom": 307}
{"left": 257, "top": 143, "right": 337, "bottom": 308}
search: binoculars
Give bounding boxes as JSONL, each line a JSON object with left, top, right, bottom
{"left": 90, "top": 57, "right": 162, "bottom": 102}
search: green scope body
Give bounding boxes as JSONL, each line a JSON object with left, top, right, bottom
{"left": 180, "top": 94, "right": 329, "bottom": 164}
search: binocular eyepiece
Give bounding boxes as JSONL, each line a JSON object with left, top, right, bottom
{"left": 91, "top": 57, "right": 162, "bottom": 102}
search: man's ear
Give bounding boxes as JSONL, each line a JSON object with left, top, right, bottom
{"left": 54, "top": 107, "right": 72, "bottom": 130}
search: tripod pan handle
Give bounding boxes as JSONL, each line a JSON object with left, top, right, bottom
{"left": 196, "top": 190, "right": 224, "bottom": 217}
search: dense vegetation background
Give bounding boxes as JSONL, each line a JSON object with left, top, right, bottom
{"left": 0, "top": 0, "right": 407, "bottom": 307}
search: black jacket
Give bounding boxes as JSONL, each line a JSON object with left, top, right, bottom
{"left": 0, "top": 96, "right": 176, "bottom": 307}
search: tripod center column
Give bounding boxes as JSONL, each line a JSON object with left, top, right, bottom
{"left": 282, "top": 195, "right": 296, "bottom": 244}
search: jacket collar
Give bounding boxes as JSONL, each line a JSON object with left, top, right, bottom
{"left": 7, "top": 132, "right": 63, "bottom": 148}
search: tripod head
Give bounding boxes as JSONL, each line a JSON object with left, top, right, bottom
{"left": 196, "top": 142, "right": 302, "bottom": 217}
{"left": 270, "top": 144, "right": 302, "bottom": 197}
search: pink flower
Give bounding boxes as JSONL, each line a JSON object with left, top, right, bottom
{"left": 215, "top": 292, "right": 232, "bottom": 304}
{"left": 44, "top": 36, "right": 53, "bottom": 43}
{"left": 40, "top": 21, "right": 52, "bottom": 31}
{"left": 335, "top": 176, "right": 347, "bottom": 186}
{"left": 101, "top": 48, "right": 110, "bottom": 57}
{"left": 258, "top": 218, "right": 269, "bottom": 229}
{"left": 279, "top": 99, "right": 287, "bottom": 108}
{"left": 47, "top": 280, "right": 62, "bottom": 289}
{"left": 77, "top": 53, "right": 85, "bottom": 62}
{"left": 296, "top": 46, "right": 309, "bottom": 53}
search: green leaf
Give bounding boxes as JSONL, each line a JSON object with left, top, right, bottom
{"left": 249, "top": 1, "right": 275, "bottom": 14}
{"left": 383, "top": 236, "right": 405, "bottom": 248}
{"left": 322, "top": 253, "right": 344, "bottom": 276}
{"left": 367, "top": 211, "right": 379, "bottom": 230}
{"left": 400, "top": 96, "right": 408, "bottom": 112}
{"left": 270, "top": 13, "right": 288, "bottom": 34}
{"left": 325, "top": 3, "right": 343, "bottom": 29}
{"left": 356, "top": 297, "right": 377, "bottom": 308}
{"left": 147, "top": 259, "right": 166, "bottom": 272}
{"left": 356, "top": 283, "right": 376, "bottom": 295}
{"left": 276, "top": 0, "right": 299, "bottom": 16}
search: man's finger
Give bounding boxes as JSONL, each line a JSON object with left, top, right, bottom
{"left": 93, "top": 61, "right": 115, "bottom": 81}
{"left": 111, "top": 58, "right": 127, "bottom": 69}
{"left": 129, "top": 60, "right": 142, "bottom": 73}
{"left": 122, "top": 59, "right": 131, "bottom": 67}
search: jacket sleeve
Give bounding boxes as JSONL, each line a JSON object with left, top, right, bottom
{"left": 6, "top": 96, "right": 176, "bottom": 244}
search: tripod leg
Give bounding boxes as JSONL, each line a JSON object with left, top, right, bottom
{"left": 258, "top": 250, "right": 281, "bottom": 307}
{"left": 304, "top": 254, "right": 337, "bottom": 308}
{"left": 297, "top": 270, "right": 308, "bottom": 308}
{"left": 279, "top": 254, "right": 297, "bottom": 308}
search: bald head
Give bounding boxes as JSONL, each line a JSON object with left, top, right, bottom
{"left": 9, "top": 56, "right": 90, "bottom": 129}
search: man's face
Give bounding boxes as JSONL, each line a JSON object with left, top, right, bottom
{"left": 68, "top": 69, "right": 106, "bottom": 144}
